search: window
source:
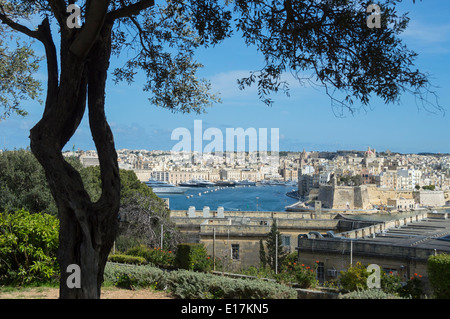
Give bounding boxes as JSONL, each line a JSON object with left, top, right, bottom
{"left": 281, "top": 235, "right": 291, "bottom": 252}
{"left": 317, "top": 262, "right": 325, "bottom": 282}
{"left": 231, "top": 244, "right": 240, "bottom": 260}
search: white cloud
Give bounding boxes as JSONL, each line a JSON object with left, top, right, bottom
{"left": 401, "top": 21, "right": 450, "bottom": 54}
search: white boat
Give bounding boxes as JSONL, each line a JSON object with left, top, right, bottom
{"left": 145, "top": 179, "right": 185, "bottom": 194}
{"left": 235, "top": 180, "right": 256, "bottom": 186}
{"left": 197, "top": 180, "right": 216, "bottom": 187}
{"left": 179, "top": 179, "right": 216, "bottom": 187}
{"left": 179, "top": 180, "right": 199, "bottom": 187}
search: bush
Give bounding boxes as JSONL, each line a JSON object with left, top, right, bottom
{"left": 102, "top": 263, "right": 297, "bottom": 299}
{"left": 108, "top": 254, "right": 147, "bottom": 265}
{"left": 339, "top": 262, "right": 368, "bottom": 292}
{"left": 240, "top": 254, "right": 318, "bottom": 289}
{"left": 125, "top": 245, "right": 175, "bottom": 268}
{"left": 165, "top": 270, "right": 297, "bottom": 299}
{"left": 427, "top": 253, "right": 450, "bottom": 298}
{"left": 339, "top": 262, "right": 425, "bottom": 298}
{"left": 103, "top": 263, "right": 165, "bottom": 290}
{"left": 339, "top": 289, "right": 406, "bottom": 299}
{"left": 175, "top": 243, "right": 213, "bottom": 272}
{"left": 278, "top": 259, "right": 318, "bottom": 288}
{"left": 398, "top": 273, "right": 424, "bottom": 299}
{"left": 0, "top": 210, "right": 59, "bottom": 285}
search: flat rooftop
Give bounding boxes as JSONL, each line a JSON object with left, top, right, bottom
{"left": 353, "top": 216, "right": 450, "bottom": 252}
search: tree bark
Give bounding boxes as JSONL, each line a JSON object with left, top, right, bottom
{"left": 29, "top": 18, "right": 120, "bottom": 299}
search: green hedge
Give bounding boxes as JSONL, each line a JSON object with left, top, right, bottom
{"left": 427, "top": 253, "right": 450, "bottom": 298}
{"left": 108, "top": 254, "right": 147, "bottom": 265}
{"left": 175, "top": 243, "right": 213, "bottom": 272}
{"left": 125, "top": 245, "right": 175, "bottom": 268}
{"left": 103, "top": 263, "right": 297, "bottom": 299}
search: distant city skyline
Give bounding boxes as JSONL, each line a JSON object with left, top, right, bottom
{"left": 1, "top": 0, "right": 449, "bottom": 154}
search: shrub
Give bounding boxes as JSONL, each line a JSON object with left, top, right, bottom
{"left": 380, "top": 271, "right": 402, "bottom": 294}
{"left": 339, "top": 262, "right": 368, "bottom": 292}
{"left": 339, "top": 289, "right": 406, "bottom": 299}
{"left": 398, "top": 273, "right": 424, "bottom": 299}
{"left": 165, "top": 270, "right": 297, "bottom": 299}
{"left": 126, "top": 244, "right": 175, "bottom": 268}
{"left": 427, "top": 253, "right": 450, "bottom": 298}
{"left": 175, "top": 243, "right": 213, "bottom": 272}
{"left": 0, "top": 210, "right": 59, "bottom": 285}
{"left": 108, "top": 254, "right": 147, "bottom": 265}
{"left": 339, "top": 262, "right": 425, "bottom": 298}
{"left": 102, "top": 263, "right": 297, "bottom": 299}
{"left": 103, "top": 263, "right": 165, "bottom": 290}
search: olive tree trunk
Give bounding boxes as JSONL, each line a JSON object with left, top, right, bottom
{"left": 29, "top": 19, "right": 119, "bottom": 299}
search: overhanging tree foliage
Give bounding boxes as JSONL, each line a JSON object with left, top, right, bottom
{"left": 0, "top": 0, "right": 441, "bottom": 298}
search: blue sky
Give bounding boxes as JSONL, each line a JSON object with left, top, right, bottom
{"left": 1, "top": 0, "right": 450, "bottom": 154}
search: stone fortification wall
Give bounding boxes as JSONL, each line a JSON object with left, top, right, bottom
{"left": 318, "top": 185, "right": 371, "bottom": 209}
{"left": 414, "top": 190, "right": 445, "bottom": 207}
{"left": 354, "top": 185, "right": 370, "bottom": 209}
{"left": 319, "top": 185, "right": 446, "bottom": 209}
{"left": 317, "top": 185, "right": 335, "bottom": 208}
{"left": 366, "top": 186, "right": 414, "bottom": 206}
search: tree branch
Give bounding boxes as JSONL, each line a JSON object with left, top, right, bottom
{"left": 47, "top": 0, "right": 68, "bottom": 27}
{"left": 0, "top": 8, "right": 40, "bottom": 39}
{"left": 37, "top": 17, "right": 59, "bottom": 116}
{"left": 106, "top": 0, "right": 155, "bottom": 22}
{"left": 69, "top": 0, "right": 110, "bottom": 58}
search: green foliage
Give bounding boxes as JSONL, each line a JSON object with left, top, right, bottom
{"left": 103, "top": 263, "right": 296, "bottom": 299}
{"left": 339, "top": 289, "right": 406, "bottom": 299}
{"left": 175, "top": 243, "right": 213, "bottom": 272}
{"left": 0, "top": 151, "right": 164, "bottom": 216}
{"left": 240, "top": 266, "right": 275, "bottom": 280}
{"left": 0, "top": 150, "right": 57, "bottom": 215}
{"left": 164, "top": 269, "right": 297, "bottom": 299}
{"left": 275, "top": 253, "right": 318, "bottom": 288}
{"left": 240, "top": 253, "right": 318, "bottom": 289}
{"left": 103, "top": 263, "right": 165, "bottom": 291}
{"left": 287, "top": 262, "right": 318, "bottom": 289}
{"left": 78, "top": 165, "right": 156, "bottom": 203}
{"left": 108, "top": 254, "right": 147, "bottom": 265}
{"left": 339, "top": 262, "right": 425, "bottom": 298}
{"left": 265, "top": 220, "right": 287, "bottom": 271}
{"left": 422, "top": 185, "right": 436, "bottom": 191}
{"left": 0, "top": 23, "right": 43, "bottom": 120}
{"left": 339, "top": 262, "right": 369, "bottom": 292}
{"left": 125, "top": 245, "right": 175, "bottom": 268}
{"left": 0, "top": 210, "right": 59, "bottom": 285}
{"left": 234, "top": 0, "right": 441, "bottom": 114}
{"left": 118, "top": 191, "right": 181, "bottom": 251}
{"left": 398, "top": 273, "right": 424, "bottom": 299}
{"left": 119, "top": 169, "right": 154, "bottom": 201}
{"left": 380, "top": 271, "right": 402, "bottom": 294}
{"left": 427, "top": 253, "right": 450, "bottom": 298}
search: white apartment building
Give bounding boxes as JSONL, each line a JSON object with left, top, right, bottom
{"left": 378, "top": 168, "right": 422, "bottom": 189}
{"left": 319, "top": 172, "right": 331, "bottom": 185}
{"left": 397, "top": 168, "right": 422, "bottom": 189}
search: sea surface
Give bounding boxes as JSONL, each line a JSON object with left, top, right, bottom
{"left": 156, "top": 184, "right": 299, "bottom": 212}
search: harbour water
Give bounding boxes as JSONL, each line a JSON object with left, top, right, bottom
{"left": 157, "top": 184, "right": 299, "bottom": 212}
